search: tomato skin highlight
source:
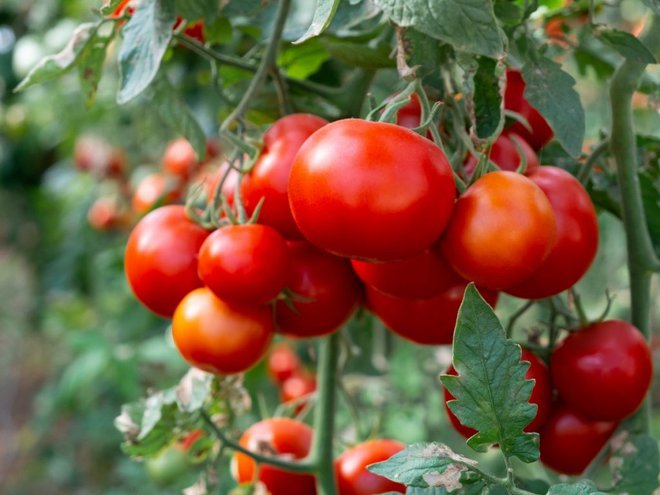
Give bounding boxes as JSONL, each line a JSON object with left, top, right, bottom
{"left": 335, "top": 439, "right": 406, "bottom": 495}
{"left": 234, "top": 418, "right": 316, "bottom": 495}
{"left": 464, "top": 132, "right": 540, "bottom": 177}
{"left": 241, "top": 114, "right": 328, "bottom": 239}
{"left": 440, "top": 171, "right": 557, "bottom": 290}
{"left": 550, "top": 319, "right": 653, "bottom": 421}
{"left": 275, "top": 242, "right": 362, "bottom": 338}
{"left": 172, "top": 287, "right": 274, "bottom": 374}
{"left": 443, "top": 349, "right": 553, "bottom": 438}
{"left": 366, "top": 282, "right": 499, "bottom": 346}
{"left": 198, "top": 224, "right": 290, "bottom": 305}
{"left": 125, "top": 205, "right": 209, "bottom": 318}
{"left": 539, "top": 403, "right": 617, "bottom": 475}
{"left": 289, "top": 119, "right": 456, "bottom": 261}
{"left": 505, "top": 166, "right": 598, "bottom": 299}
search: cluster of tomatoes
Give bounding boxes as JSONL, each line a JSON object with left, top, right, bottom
{"left": 267, "top": 343, "right": 317, "bottom": 413}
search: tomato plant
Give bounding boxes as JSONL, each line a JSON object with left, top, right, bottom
{"left": 464, "top": 132, "right": 540, "bottom": 177}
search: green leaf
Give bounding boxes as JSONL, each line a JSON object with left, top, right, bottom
{"left": 294, "top": 0, "right": 341, "bottom": 44}
{"left": 522, "top": 57, "right": 585, "bottom": 158}
{"left": 640, "top": 0, "right": 660, "bottom": 15}
{"left": 221, "top": 0, "right": 268, "bottom": 17}
{"left": 473, "top": 57, "right": 502, "bottom": 139}
{"left": 640, "top": 166, "right": 660, "bottom": 257}
{"left": 77, "top": 24, "right": 115, "bottom": 108}
{"left": 176, "top": 0, "right": 218, "bottom": 21}
{"left": 598, "top": 29, "right": 657, "bottom": 64}
{"left": 324, "top": 38, "right": 395, "bottom": 69}
{"left": 14, "top": 23, "right": 97, "bottom": 92}
{"left": 277, "top": 39, "right": 330, "bottom": 79}
{"left": 373, "top": 0, "right": 504, "bottom": 58}
{"left": 547, "top": 480, "right": 606, "bottom": 495}
{"left": 609, "top": 432, "right": 660, "bottom": 495}
{"left": 367, "top": 442, "right": 480, "bottom": 492}
{"left": 117, "top": 0, "right": 177, "bottom": 104}
{"left": 515, "top": 478, "right": 551, "bottom": 495}
{"left": 440, "top": 284, "right": 539, "bottom": 463}
{"left": 150, "top": 77, "right": 206, "bottom": 160}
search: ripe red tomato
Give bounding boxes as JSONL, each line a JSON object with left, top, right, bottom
{"left": 173, "top": 17, "right": 205, "bottom": 43}
{"left": 439, "top": 171, "right": 557, "bottom": 290}
{"left": 539, "top": 403, "right": 617, "bottom": 475}
{"left": 366, "top": 282, "right": 499, "bottom": 346}
{"left": 172, "top": 287, "right": 274, "bottom": 374}
{"left": 443, "top": 349, "right": 552, "bottom": 438}
{"left": 464, "top": 132, "right": 540, "bottom": 177}
{"left": 74, "top": 135, "right": 125, "bottom": 178}
{"left": 396, "top": 94, "right": 423, "bottom": 129}
{"left": 551, "top": 319, "right": 652, "bottom": 421}
{"left": 506, "top": 166, "right": 599, "bottom": 299}
{"left": 504, "top": 69, "right": 554, "bottom": 150}
{"left": 275, "top": 242, "right": 362, "bottom": 338}
{"left": 88, "top": 197, "right": 125, "bottom": 231}
{"left": 198, "top": 224, "right": 289, "bottom": 305}
{"left": 267, "top": 343, "right": 302, "bottom": 384}
{"left": 280, "top": 370, "right": 316, "bottom": 410}
{"left": 233, "top": 418, "right": 316, "bottom": 495}
{"left": 289, "top": 119, "right": 456, "bottom": 261}
{"left": 132, "top": 173, "right": 182, "bottom": 214}
{"left": 125, "top": 205, "right": 209, "bottom": 317}
{"left": 351, "top": 245, "right": 463, "bottom": 300}
{"left": 163, "top": 138, "right": 198, "bottom": 180}
{"left": 335, "top": 439, "right": 406, "bottom": 495}
{"left": 241, "top": 114, "right": 328, "bottom": 239}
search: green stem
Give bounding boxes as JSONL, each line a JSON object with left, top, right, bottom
{"left": 506, "top": 300, "right": 535, "bottom": 339}
{"left": 609, "top": 14, "right": 660, "bottom": 433}
{"left": 577, "top": 139, "right": 609, "bottom": 184}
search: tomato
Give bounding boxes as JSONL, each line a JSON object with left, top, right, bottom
{"left": 163, "top": 138, "right": 198, "bottom": 180}
{"left": 366, "top": 282, "right": 499, "bottom": 346}
{"left": 396, "top": 94, "right": 422, "bottom": 129}
{"left": 539, "top": 403, "right": 617, "bottom": 475}
{"left": 280, "top": 370, "right": 316, "bottom": 410}
{"left": 464, "top": 132, "right": 540, "bottom": 177}
{"left": 504, "top": 69, "right": 554, "bottom": 150}
{"left": 351, "top": 245, "right": 463, "bottom": 300}
{"left": 506, "top": 166, "right": 598, "bottom": 299}
{"left": 108, "top": 0, "right": 134, "bottom": 19}
{"left": 125, "top": 205, "right": 209, "bottom": 317}
{"left": 335, "top": 439, "right": 405, "bottom": 495}
{"left": 267, "top": 342, "right": 302, "bottom": 384}
{"left": 443, "top": 349, "right": 552, "bottom": 438}
{"left": 233, "top": 418, "right": 316, "bottom": 495}
{"left": 145, "top": 443, "right": 191, "bottom": 487}
{"left": 551, "top": 319, "right": 652, "bottom": 421}
{"left": 132, "top": 173, "right": 182, "bottom": 214}
{"left": 172, "top": 287, "right": 274, "bottom": 374}
{"left": 74, "top": 135, "right": 125, "bottom": 177}
{"left": 173, "top": 18, "right": 205, "bottom": 43}
{"left": 275, "top": 242, "right": 362, "bottom": 338}
{"left": 241, "top": 114, "right": 328, "bottom": 239}
{"left": 198, "top": 224, "right": 289, "bottom": 305}
{"left": 192, "top": 160, "right": 239, "bottom": 205}
{"left": 88, "top": 197, "right": 123, "bottom": 231}
{"left": 439, "top": 171, "right": 557, "bottom": 290}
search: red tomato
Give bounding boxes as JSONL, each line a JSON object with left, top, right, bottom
{"left": 539, "top": 403, "right": 617, "bottom": 475}
{"left": 198, "top": 224, "right": 289, "bottom": 305}
{"left": 233, "top": 418, "right": 316, "bottom": 495}
{"left": 439, "top": 171, "right": 557, "bottom": 290}
{"left": 289, "top": 119, "right": 456, "bottom": 261}
{"left": 551, "top": 320, "right": 652, "bottom": 421}
{"left": 107, "top": 0, "right": 133, "bottom": 18}
{"left": 275, "top": 242, "right": 362, "bottom": 338}
{"left": 267, "top": 343, "right": 302, "bottom": 384}
{"left": 443, "top": 349, "right": 553, "bottom": 438}
{"left": 172, "top": 287, "right": 274, "bottom": 374}
{"left": 125, "top": 205, "right": 209, "bottom": 317}
{"left": 241, "top": 114, "right": 328, "bottom": 239}
{"left": 351, "top": 246, "right": 463, "bottom": 300}
{"left": 335, "top": 439, "right": 406, "bottom": 495}
{"left": 506, "top": 167, "right": 599, "bottom": 299}
{"left": 504, "top": 69, "right": 554, "bottom": 150}
{"left": 132, "top": 173, "right": 182, "bottom": 214}
{"left": 464, "top": 132, "right": 540, "bottom": 177}
{"left": 191, "top": 160, "right": 239, "bottom": 205}
{"left": 73, "top": 135, "right": 125, "bottom": 178}
{"left": 366, "top": 282, "right": 499, "bottom": 346}
{"left": 280, "top": 370, "right": 316, "bottom": 410}
{"left": 88, "top": 197, "right": 122, "bottom": 231}
{"left": 163, "top": 138, "right": 198, "bottom": 180}
{"left": 173, "top": 17, "right": 206, "bottom": 43}
{"left": 396, "top": 94, "right": 423, "bottom": 129}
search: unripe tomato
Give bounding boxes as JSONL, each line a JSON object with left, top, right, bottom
{"left": 506, "top": 166, "right": 598, "bottom": 299}
{"left": 504, "top": 69, "right": 554, "bottom": 150}
{"left": 351, "top": 246, "right": 463, "bottom": 300}
{"left": 289, "top": 119, "right": 456, "bottom": 261}
{"left": 335, "top": 439, "right": 406, "bottom": 495}
{"left": 132, "top": 173, "right": 182, "bottom": 214}
{"left": 440, "top": 171, "right": 557, "bottom": 290}
{"left": 267, "top": 343, "right": 302, "bottom": 384}
{"left": 464, "top": 132, "right": 540, "bottom": 177}
{"left": 539, "top": 403, "right": 616, "bottom": 475}
{"left": 172, "top": 288, "right": 274, "bottom": 374}
{"left": 145, "top": 443, "right": 191, "bottom": 487}
{"left": 198, "top": 224, "right": 289, "bottom": 305}
{"left": 275, "top": 242, "right": 362, "bottom": 338}
{"left": 241, "top": 114, "right": 328, "bottom": 239}
{"left": 551, "top": 319, "right": 652, "bottom": 421}
{"left": 125, "top": 205, "right": 209, "bottom": 318}
{"left": 443, "top": 349, "right": 552, "bottom": 438}
{"left": 366, "top": 282, "right": 499, "bottom": 346}
{"left": 163, "top": 138, "right": 198, "bottom": 180}
{"left": 233, "top": 418, "right": 316, "bottom": 495}
{"left": 280, "top": 370, "right": 316, "bottom": 410}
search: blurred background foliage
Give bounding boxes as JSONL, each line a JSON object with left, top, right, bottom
{"left": 0, "top": 0, "right": 658, "bottom": 494}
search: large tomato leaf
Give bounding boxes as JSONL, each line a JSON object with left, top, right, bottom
{"left": 547, "top": 481, "right": 606, "bottom": 495}
{"left": 473, "top": 56, "right": 503, "bottom": 139}
{"left": 294, "top": 0, "right": 342, "bottom": 44}
{"left": 597, "top": 28, "right": 657, "bottom": 64}
{"left": 609, "top": 432, "right": 660, "bottom": 495}
{"left": 77, "top": 24, "right": 116, "bottom": 108}
{"left": 175, "top": 0, "right": 218, "bottom": 22}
